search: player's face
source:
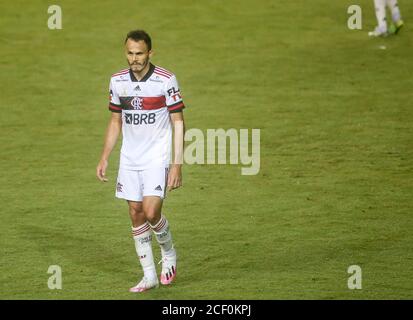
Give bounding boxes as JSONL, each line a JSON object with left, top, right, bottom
{"left": 125, "top": 39, "right": 152, "bottom": 73}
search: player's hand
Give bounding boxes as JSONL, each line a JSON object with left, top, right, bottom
{"left": 167, "top": 165, "right": 182, "bottom": 191}
{"left": 96, "top": 159, "right": 109, "bottom": 182}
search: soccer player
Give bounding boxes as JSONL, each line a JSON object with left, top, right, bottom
{"left": 369, "top": 0, "right": 404, "bottom": 37}
{"left": 96, "top": 30, "right": 185, "bottom": 292}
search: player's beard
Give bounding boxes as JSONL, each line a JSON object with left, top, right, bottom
{"left": 130, "top": 58, "right": 149, "bottom": 73}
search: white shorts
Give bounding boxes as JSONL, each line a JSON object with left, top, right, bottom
{"left": 115, "top": 167, "right": 169, "bottom": 202}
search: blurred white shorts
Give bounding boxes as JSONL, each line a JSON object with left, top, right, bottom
{"left": 115, "top": 167, "right": 169, "bottom": 202}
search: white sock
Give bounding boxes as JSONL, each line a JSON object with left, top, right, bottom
{"left": 386, "top": 0, "right": 402, "bottom": 22}
{"left": 374, "top": 0, "right": 388, "bottom": 32}
{"left": 132, "top": 223, "right": 157, "bottom": 280}
{"left": 149, "top": 215, "right": 174, "bottom": 256}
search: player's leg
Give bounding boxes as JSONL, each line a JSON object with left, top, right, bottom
{"left": 386, "top": 0, "right": 404, "bottom": 33}
{"left": 386, "top": 0, "right": 402, "bottom": 22}
{"left": 128, "top": 200, "right": 146, "bottom": 227}
{"left": 128, "top": 200, "right": 159, "bottom": 292}
{"left": 369, "top": 0, "right": 388, "bottom": 37}
{"left": 142, "top": 167, "right": 177, "bottom": 285}
{"left": 115, "top": 168, "right": 158, "bottom": 292}
{"left": 143, "top": 196, "right": 177, "bottom": 285}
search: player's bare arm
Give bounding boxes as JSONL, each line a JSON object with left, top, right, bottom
{"left": 96, "top": 112, "right": 122, "bottom": 182}
{"left": 168, "top": 111, "right": 185, "bottom": 191}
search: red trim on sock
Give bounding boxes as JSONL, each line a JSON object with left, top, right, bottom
{"left": 132, "top": 224, "right": 150, "bottom": 236}
{"left": 153, "top": 218, "right": 167, "bottom": 232}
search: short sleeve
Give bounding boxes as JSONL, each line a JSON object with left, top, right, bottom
{"left": 109, "top": 78, "right": 122, "bottom": 113}
{"left": 165, "top": 75, "right": 185, "bottom": 113}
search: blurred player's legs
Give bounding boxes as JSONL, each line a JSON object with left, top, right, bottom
{"left": 149, "top": 215, "right": 177, "bottom": 285}
{"left": 369, "top": 0, "right": 388, "bottom": 37}
{"left": 130, "top": 222, "right": 159, "bottom": 292}
{"left": 125, "top": 169, "right": 178, "bottom": 291}
{"left": 144, "top": 195, "right": 178, "bottom": 285}
{"left": 386, "top": 0, "right": 404, "bottom": 34}
{"left": 128, "top": 201, "right": 158, "bottom": 292}
{"left": 369, "top": 0, "right": 404, "bottom": 36}
{"left": 387, "top": 0, "right": 402, "bottom": 23}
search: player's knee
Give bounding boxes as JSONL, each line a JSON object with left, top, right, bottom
{"left": 130, "top": 209, "right": 144, "bottom": 219}
{"left": 128, "top": 203, "right": 144, "bottom": 217}
{"left": 144, "top": 209, "right": 160, "bottom": 225}
{"left": 129, "top": 208, "right": 145, "bottom": 227}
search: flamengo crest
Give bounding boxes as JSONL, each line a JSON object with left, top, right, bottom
{"left": 131, "top": 96, "right": 143, "bottom": 110}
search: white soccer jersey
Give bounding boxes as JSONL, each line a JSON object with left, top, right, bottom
{"left": 108, "top": 63, "right": 185, "bottom": 170}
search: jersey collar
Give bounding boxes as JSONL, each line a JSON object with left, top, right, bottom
{"left": 129, "top": 63, "right": 155, "bottom": 82}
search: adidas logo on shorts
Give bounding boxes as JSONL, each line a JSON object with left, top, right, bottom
{"left": 155, "top": 185, "right": 162, "bottom": 191}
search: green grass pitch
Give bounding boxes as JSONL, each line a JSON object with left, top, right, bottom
{"left": 1, "top": 0, "right": 412, "bottom": 299}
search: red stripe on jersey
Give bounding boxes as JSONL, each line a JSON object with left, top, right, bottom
{"left": 112, "top": 69, "right": 129, "bottom": 77}
{"left": 154, "top": 70, "right": 172, "bottom": 79}
{"left": 142, "top": 96, "right": 167, "bottom": 110}
{"left": 155, "top": 67, "right": 173, "bottom": 76}
{"left": 155, "top": 68, "right": 172, "bottom": 77}
{"left": 109, "top": 103, "right": 122, "bottom": 110}
{"left": 168, "top": 102, "right": 184, "bottom": 111}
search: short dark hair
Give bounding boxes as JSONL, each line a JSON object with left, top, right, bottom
{"left": 124, "top": 30, "right": 152, "bottom": 50}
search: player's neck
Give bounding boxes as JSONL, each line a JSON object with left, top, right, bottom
{"left": 132, "top": 62, "right": 152, "bottom": 81}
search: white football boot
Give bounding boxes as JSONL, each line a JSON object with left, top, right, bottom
{"left": 394, "top": 20, "right": 404, "bottom": 34}
{"left": 129, "top": 276, "right": 159, "bottom": 293}
{"left": 159, "top": 248, "right": 177, "bottom": 285}
{"left": 368, "top": 26, "right": 388, "bottom": 37}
